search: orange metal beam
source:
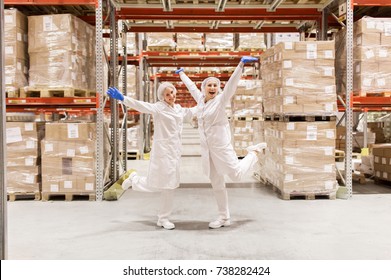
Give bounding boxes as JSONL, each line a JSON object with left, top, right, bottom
{"left": 117, "top": 8, "right": 321, "bottom": 21}
{"left": 4, "top": 0, "right": 95, "bottom": 4}
{"left": 354, "top": 0, "right": 391, "bottom": 6}
{"left": 126, "top": 26, "right": 299, "bottom": 33}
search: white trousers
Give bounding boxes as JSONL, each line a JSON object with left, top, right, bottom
{"left": 227, "top": 151, "right": 258, "bottom": 182}
{"left": 209, "top": 151, "right": 258, "bottom": 220}
{"left": 131, "top": 175, "right": 174, "bottom": 222}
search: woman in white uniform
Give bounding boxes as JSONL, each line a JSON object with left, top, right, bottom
{"left": 176, "top": 56, "right": 266, "bottom": 229}
{"left": 106, "top": 82, "right": 193, "bottom": 230}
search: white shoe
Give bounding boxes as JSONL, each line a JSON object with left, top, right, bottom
{"left": 246, "top": 142, "right": 267, "bottom": 153}
{"left": 122, "top": 171, "right": 137, "bottom": 190}
{"left": 209, "top": 219, "right": 231, "bottom": 229}
{"left": 157, "top": 219, "right": 175, "bottom": 230}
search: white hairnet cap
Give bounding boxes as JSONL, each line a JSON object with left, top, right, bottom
{"left": 157, "top": 82, "right": 177, "bottom": 101}
{"left": 201, "top": 77, "right": 222, "bottom": 94}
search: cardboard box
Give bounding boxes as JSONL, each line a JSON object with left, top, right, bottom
{"left": 354, "top": 33, "right": 381, "bottom": 47}
{"left": 354, "top": 17, "right": 385, "bottom": 34}
{"left": 7, "top": 155, "right": 39, "bottom": 167}
{"left": 6, "top": 122, "right": 39, "bottom": 143}
{"left": 4, "top": 9, "right": 27, "bottom": 31}
{"left": 45, "top": 122, "right": 96, "bottom": 141}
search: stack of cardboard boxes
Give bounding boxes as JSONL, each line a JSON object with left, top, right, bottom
{"left": 41, "top": 123, "right": 96, "bottom": 199}
{"left": 261, "top": 41, "right": 337, "bottom": 114}
{"left": 147, "top": 33, "right": 176, "bottom": 51}
{"left": 336, "top": 17, "right": 391, "bottom": 96}
{"left": 263, "top": 120, "right": 337, "bottom": 195}
{"left": 373, "top": 144, "right": 391, "bottom": 181}
{"left": 28, "top": 14, "right": 96, "bottom": 91}
{"left": 205, "top": 33, "right": 234, "bottom": 51}
{"left": 176, "top": 33, "right": 204, "bottom": 51}
{"left": 231, "top": 83, "right": 264, "bottom": 157}
{"left": 4, "top": 9, "right": 28, "bottom": 97}
{"left": 6, "top": 122, "right": 44, "bottom": 198}
{"left": 237, "top": 33, "right": 266, "bottom": 51}
{"left": 259, "top": 41, "right": 338, "bottom": 198}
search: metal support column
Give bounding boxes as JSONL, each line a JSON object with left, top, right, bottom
{"left": 109, "top": 5, "right": 119, "bottom": 181}
{"left": 1, "top": 0, "right": 8, "bottom": 259}
{"left": 142, "top": 57, "right": 151, "bottom": 153}
{"left": 121, "top": 21, "right": 128, "bottom": 171}
{"left": 363, "top": 110, "right": 368, "bottom": 149}
{"left": 95, "top": 0, "right": 105, "bottom": 201}
{"left": 137, "top": 33, "right": 145, "bottom": 159}
{"left": 321, "top": 7, "right": 328, "bottom": 41}
{"left": 345, "top": 0, "right": 354, "bottom": 198}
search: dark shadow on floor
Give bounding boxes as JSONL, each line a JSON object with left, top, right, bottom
{"left": 353, "top": 179, "right": 391, "bottom": 194}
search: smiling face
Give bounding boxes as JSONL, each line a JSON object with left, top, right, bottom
{"left": 163, "top": 86, "right": 176, "bottom": 107}
{"left": 204, "top": 80, "right": 220, "bottom": 102}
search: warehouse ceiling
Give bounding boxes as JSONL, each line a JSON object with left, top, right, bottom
{"left": 4, "top": 0, "right": 391, "bottom": 34}
{"left": 113, "top": 0, "right": 335, "bottom": 33}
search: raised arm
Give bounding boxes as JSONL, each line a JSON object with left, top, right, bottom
{"left": 106, "top": 87, "right": 158, "bottom": 114}
{"left": 222, "top": 56, "right": 259, "bottom": 104}
{"left": 176, "top": 68, "right": 202, "bottom": 102}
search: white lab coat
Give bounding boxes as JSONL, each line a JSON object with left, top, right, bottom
{"left": 179, "top": 62, "right": 254, "bottom": 180}
{"left": 123, "top": 97, "right": 192, "bottom": 190}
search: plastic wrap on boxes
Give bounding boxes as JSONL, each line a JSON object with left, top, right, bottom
{"left": 5, "top": 9, "right": 28, "bottom": 92}
{"left": 157, "top": 67, "right": 178, "bottom": 73}
{"left": 126, "top": 125, "right": 140, "bottom": 150}
{"left": 41, "top": 122, "right": 96, "bottom": 193}
{"left": 260, "top": 41, "right": 337, "bottom": 114}
{"left": 176, "top": 33, "right": 204, "bottom": 51}
{"left": 335, "top": 17, "right": 391, "bottom": 95}
{"left": 28, "top": 14, "right": 96, "bottom": 91}
{"left": 28, "top": 14, "right": 92, "bottom": 53}
{"left": 147, "top": 33, "right": 176, "bottom": 50}
{"left": 238, "top": 33, "right": 266, "bottom": 50}
{"left": 260, "top": 120, "right": 337, "bottom": 194}
{"left": 6, "top": 122, "right": 44, "bottom": 194}
{"left": 118, "top": 65, "right": 137, "bottom": 98}
{"left": 5, "top": 61, "right": 28, "bottom": 91}
{"left": 29, "top": 50, "right": 87, "bottom": 88}
{"left": 205, "top": 33, "right": 234, "bottom": 51}
{"left": 232, "top": 85, "right": 263, "bottom": 117}
{"left": 232, "top": 119, "right": 265, "bottom": 157}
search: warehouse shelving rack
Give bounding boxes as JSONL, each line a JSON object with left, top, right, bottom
{"left": 1, "top": 0, "right": 6, "bottom": 260}
{"left": 2, "top": 0, "right": 391, "bottom": 204}
{"left": 1, "top": 0, "right": 119, "bottom": 202}
{"left": 338, "top": 0, "right": 391, "bottom": 198}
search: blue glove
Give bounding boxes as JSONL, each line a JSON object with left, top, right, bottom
{"left": 107, "top": 87, "right": 124, "bottom": 101}
{"left": 175, "top": 68, "right": 184, "bottom": 74}
{"left": 241, "top": 56, "right": 258, "bottom": 64}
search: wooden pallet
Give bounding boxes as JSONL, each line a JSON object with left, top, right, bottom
{"left": 41, "top": 192, "right": 96, "bottom": 201}
{"left": 147, "top": 46, "right": 175, "bottom": 51}
{"left": 357, "top": 91, "right": 391, "bottom": 97}
{"left": 7, "top": 191, "right": 41, "bottom": 202}
{"left": 176, "top": 48, "right": 205, "bottom": 52}
{"left": 231, "top": 115, "right": 261, "bottom": 121}
{"left": 20, "top": 87, "right": 92, "bottom": 98}
{"left": 335, "top": 149, "right": 345, "bottom": 162}
{"left": 206, "top": 48, "right": 234, "bottom": 52}
{"left": 264, "top": 114, "right": 336, "bottom": 122}
{"left": 272, "top": 186, "right": 337, "bottom": 200}
{"left": 5, "top": 89, "right": 20, "bottom": 98}
{"left": 120, "top": 150, "right": 140, "bottom": 160}
{"left": 237, "top": 48, "right": 264, "bottom": 52}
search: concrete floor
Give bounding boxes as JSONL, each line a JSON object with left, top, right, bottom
{"left": 6, "top": 124, "right": 391, "bottom": 260}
